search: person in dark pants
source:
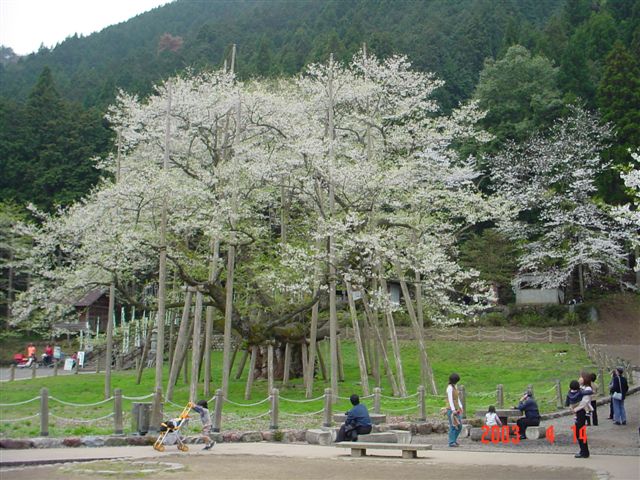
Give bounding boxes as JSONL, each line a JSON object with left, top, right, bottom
{"left": 336, "top": 394, "right": 372, "bottom": 442}
{"left": 571, "top": 373, "right": 592, "bottom": 458}
{"left": 514, "top": 391, "right": 540, "bottom": 440}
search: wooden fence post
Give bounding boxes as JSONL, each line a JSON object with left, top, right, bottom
{"left": 565, "top": 329, "right": 569, "bottom": 343}
{"left": 548, "top": 328, "right": 552, "bottom": 343}
{"left": 323, "top": 388, "right": 333, "bottom": 427}
{"left": 53, "top": 361, "right": 59, "bottom": 377}
{"left": 459, "top": 385, "right": 466, "bottom": 419}
{"left": 212, "top": 388, "right": 224, "bottom": 432}
{"left": 270, "top": 388, "right": 279, "bottom": 430}
{"left": 9, "top": 364, "right": 15, "bottom": 381}
{"left": 418, "top": 385, "right": 426, "bottom": 421}
{"left": 373, "top": 387, "right": 381, "bottom": 414}
{"left": 31, "top": 362, "right": 37, "bottom": 379}
{"left": 40, "top": 387, "right": 49, "bottom": 437}
{"left": 496, "top": 384, "right": 504, "bottom": 408}
{"left": 267, "top": 343, "right": 274, "bottom": 394}
{"left": 114, "top": 388, "right": 123, "bottom": 434}
{"left": 555, "top": 380, "right": 563, "bottom": 409}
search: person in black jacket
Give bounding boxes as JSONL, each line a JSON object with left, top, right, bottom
{"left": 611, "top": 367, "right": 629, "bottom": 425}
{"left": 514, "top": 390, "right": 540, "bottom": 440}
{"left": 336, "top": 394, "right": 373, "bottom": 442}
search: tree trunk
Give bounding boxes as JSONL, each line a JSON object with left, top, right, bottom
{"left": 221, "top": 244, "right": 235, "bottom": 396}
{"left": 316, "top": 341, "right": 327, "bottom": 381}
{"left": 166, "top": 288, "right": 193, "bottom": 400}
{"left": 345, "top": 280, "right": 369, "bottom": 396}
{"left": 415, "top": 271, "right": 424, "bottom": 329}
{"left": 305, "top": 239, "right": 322, "bottom": 398}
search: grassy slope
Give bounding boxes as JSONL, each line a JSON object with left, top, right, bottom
{"left": 0, "top": 340, "right": 592, "bottom": 438}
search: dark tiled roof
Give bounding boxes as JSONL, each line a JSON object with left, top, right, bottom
{"left": 74, "top": 288, "right": 108, "bottom": 307}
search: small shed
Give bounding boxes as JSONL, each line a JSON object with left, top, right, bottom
{"left": 514, "top": 275, "right": 564, "bottom": 305}
{"left": 74, "top": 288, "right": 111, "bottom": 333}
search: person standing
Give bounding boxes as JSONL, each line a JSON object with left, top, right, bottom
{"left": 611, "top": 367, "right": 629, "bottom": 425}
{"left": 514, "top": 390, "right": 540, "bottom": 440}
{"left": 336, "top": 394, "right": 372, "bottom": 442}
{"left": 446, "top": 373, "right": 463, "bottom": 447}
{"left": 190, "top": 400, "right": 215, "bottom": 450}
{"left": 571, "top": 372, "right": 593, "bottom": 458}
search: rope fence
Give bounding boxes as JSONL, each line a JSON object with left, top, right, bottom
{"left": 0, "top": 377, "right": 589, "bottom": 434}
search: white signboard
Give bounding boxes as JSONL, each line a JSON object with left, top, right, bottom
{"left": 77, "top": 351, "right": 85, "bottom": 367}
{"left": 53, "top": 346, "right": 61, "bottom": 359}
{"left": 63, "top": 358, "right": 75, "bottom": 371}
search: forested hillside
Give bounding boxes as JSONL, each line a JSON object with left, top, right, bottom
{"left": 1, "top": 0, "right": 638, "bottom": 210}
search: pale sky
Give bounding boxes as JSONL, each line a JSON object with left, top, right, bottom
{"left": 0, "top": 0, "right": 174, "bottom": 55}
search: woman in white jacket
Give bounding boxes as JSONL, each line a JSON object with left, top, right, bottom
{"left": 571, "top": 372, "right": 593, "bottom": 458}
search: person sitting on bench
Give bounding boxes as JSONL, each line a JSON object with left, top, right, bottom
{"left": 336, "top": 394, "right": 372, "bottom": 442}
{"left": 514, "top": 390, "right": 540, "bottom": 440}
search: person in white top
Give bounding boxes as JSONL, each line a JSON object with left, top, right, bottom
{"left": 446, "top": 372, "right": 464, "bottom": 447}
{"left": 485, "top": 405, "right": 503, "bottom": 427}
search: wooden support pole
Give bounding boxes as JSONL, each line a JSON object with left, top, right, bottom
{"left": 40, "top": 387, "right": 49, "bottom": 436}
{"left": 235, "top": 349, "right": 249, "bottom": 380}
{"left": 282, "top": 344, "right": 291, "bottom": 387}
{"left": 555, "top": 380, "right": 563, "bottom": 409}
{"left": 149, "top": 386, "right": 163, "bottom": 434}
{"left": 267, "top": 343, "right": 274, "bottom": 394}
{"left": 244, "top": 346, "right": 257, "bottom": 400}
{"left": 189, "top": 290, "right": 204, "bottom": 402}
{"left": 114, "top": 388, "right": 123, "bottom": 435}
{"left": 323, "top": 388, "right": 333, "bottom": 427}
{"left": 212, "top": 388, "right": 223, "bottom": 432}
{"left": 316, "top": 341, "right": 327, "bottom": 381}
{"left": 418, "top": 385, "right": 426, "bottom": 422}
{"left": 270, "top": 388, "right": 279, "bottom": 430}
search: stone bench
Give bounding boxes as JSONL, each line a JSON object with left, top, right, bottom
{"left": 336, "top": 442, "right": 432, "bottom": 459}
{"left": 333, "top": 413, "right": 387, "bottom": 424}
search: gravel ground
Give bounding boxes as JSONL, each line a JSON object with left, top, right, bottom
{"left": 416, "top": 392, "right": 640, "bottom": 457}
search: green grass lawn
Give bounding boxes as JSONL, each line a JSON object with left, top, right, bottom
{"left": 0, "top": 340, "right": 593, "bottom": 438}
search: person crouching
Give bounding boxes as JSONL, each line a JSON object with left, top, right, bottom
{"left": 336, "top": 394, "right": 372, "bottom": 442}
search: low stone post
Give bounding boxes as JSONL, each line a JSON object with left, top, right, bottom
{"left": 373, "top": 387, "right": 381, "bottom": 414}
{"left": 40, "top": 387, "right": 49, "bottom": 436}
{"left": 212, "top": 389, "right": 223, "bottom": 432}
{"left": 459, "top": 385, "right": 466, "bottom": 419}
{"left": 267, "top": 343, "right": 274, "bottom": 394}
{"left": 31, "top": 362, "right": 37, "bottom": 379}
{"left": 555, "top": 380, "right": 563, "bottom": 409}
{"left": 418, "top": 385, "right": 426, "bottom": 421}
{"left": 114, "top": 388, "right": 123, "bottom": 435}
{"left": 496, "top": 384, "right": 504, "bottom": 408}
{"left": 53, "top": 361, "right": 59, "bottom": 377}
{"left": 9, "top": 364, "right": 15, "bottom": 381}
{"left": 270, "top": 388, "right": 279, "bottom": 430}
{"left": 322, "top": 388, "right": 332, "bottom": 427}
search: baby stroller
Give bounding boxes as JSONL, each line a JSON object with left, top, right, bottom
{"left": 153, "top": 402, "right": 192, "bottom": 452}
